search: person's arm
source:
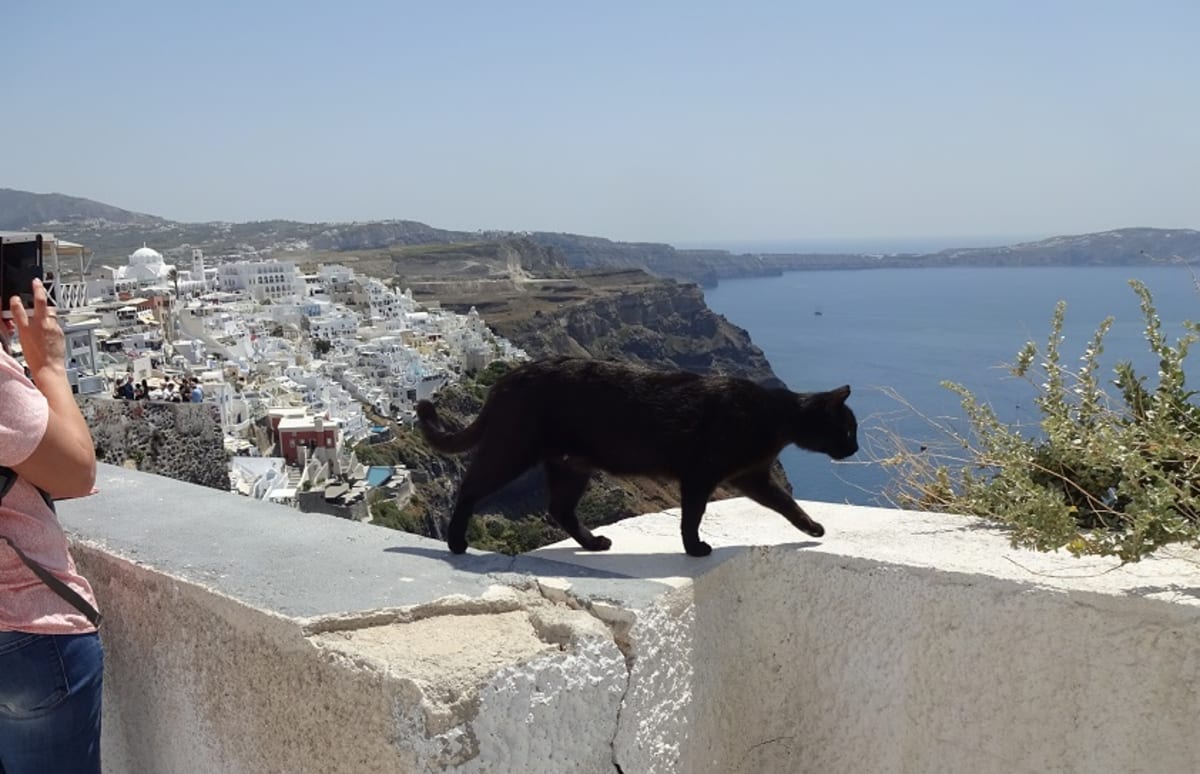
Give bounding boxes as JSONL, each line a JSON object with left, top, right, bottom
{"left": 8, "top": 280, "right": 96, "bottom": 498}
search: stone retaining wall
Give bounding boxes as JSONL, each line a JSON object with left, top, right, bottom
{"left": 81, "top": 398, "right": 227, "bottom": 490}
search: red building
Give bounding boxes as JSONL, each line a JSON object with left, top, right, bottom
{"left": 276, "top": 414, "right": 338, "bottom": 465}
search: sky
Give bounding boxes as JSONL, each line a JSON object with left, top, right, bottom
{"left": 3, "top": 1, "right": 1199, "bottom": 248}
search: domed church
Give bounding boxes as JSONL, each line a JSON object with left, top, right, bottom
{"left": 109, "top": 243, "right": 177, "bottom": 293}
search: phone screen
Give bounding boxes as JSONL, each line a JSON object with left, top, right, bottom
{"left": 0, "top": 237, "right": 44, "bottom": 319}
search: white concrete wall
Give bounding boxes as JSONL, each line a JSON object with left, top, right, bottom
{"left": 81, "top": 549, "right": 625, "bottom": 774}
{"left": 58, "top": 467, "right": 1200, "bottom": 774}
{"left": 537, "top": 501, "right": 1200, "bottom": 774}
{"left": 65, "top": 466, "right": 643, "bottom": 774}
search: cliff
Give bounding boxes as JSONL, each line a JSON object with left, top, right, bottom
{"left": 527, "top": 232, "right": 766, "bottom": 286}
{"left": 491, "top": 274, "right": 780, "bottom": 383}
{"left": 402, "top": 262, "right": 780, "bottom": 385}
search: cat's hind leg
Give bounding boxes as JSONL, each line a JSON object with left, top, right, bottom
{"left": 680, "top": 481, "right": 717, "bottom": 557}
{"left": 729, "top": 467, "right": 825, "bottom": 538}
{"left": 544, "top": 460, "right": 611, "bottom": 551}
{"left": 447, "top": 442, "right": 539, "bottom": 554}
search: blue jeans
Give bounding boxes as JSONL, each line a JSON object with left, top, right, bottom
{"left": 0, "top": 631, "right": 103, "bottom": 774}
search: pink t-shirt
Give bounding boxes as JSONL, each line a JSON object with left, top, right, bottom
{"left": 0, "top": 349, "right": 99, "bottom": 634}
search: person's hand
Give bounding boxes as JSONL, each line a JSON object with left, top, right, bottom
{"left": 7, "top": 277, "right": 95, "bottom": 499}
{"left": 9, "top": 278, "right": 66, "bottom": 376}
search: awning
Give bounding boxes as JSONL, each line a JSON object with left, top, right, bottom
{"left": 54, "top": 239, "right": 85, "bottom": 258}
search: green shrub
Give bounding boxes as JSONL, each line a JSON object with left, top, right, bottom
{"left": 369, "top": 492, "right": 425, "bottom": 533}
{"left": 467, "top": 514, "right": 564, "bottom": 555}
{"left": 576, "top": 486, "right": 635, "bottom": 528}
{"left": 474, "top": 360, "right": 515, "bottom": 387}
{"left": 885, "top": 280, "right": 1200, "bottom": 562}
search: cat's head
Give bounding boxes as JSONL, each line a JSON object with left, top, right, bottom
{"left": 800, "top": 385, "right": 858, "bottom": 460}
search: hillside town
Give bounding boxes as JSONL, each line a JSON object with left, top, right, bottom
{"left": 17, "top": 232, "right": 527, "bottom": 521}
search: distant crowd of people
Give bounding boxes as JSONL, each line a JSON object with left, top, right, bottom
{"left": 113, "top": 375, "right": 204, "bottom": 403}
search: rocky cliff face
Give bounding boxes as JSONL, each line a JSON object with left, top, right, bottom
{"left": 492, "top": 277, "right": 780, "bottom": 386}
{"left": 82, "top": 398, "right": 228, "bottom": 491}
{"left": 527, "top": 232, "right": 795, "bottom": 286}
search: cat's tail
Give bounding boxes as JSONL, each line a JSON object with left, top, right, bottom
{"left": 415, "top": 400, "right": 486, "bottom": 454}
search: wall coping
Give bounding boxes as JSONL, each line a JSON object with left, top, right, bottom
{"left": 62, "top": 464, "right": 672, "bottom": 623}
{"left": 532, "top": 497, "right": 1200, "bottom": 610}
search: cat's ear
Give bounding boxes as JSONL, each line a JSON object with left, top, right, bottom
{"left": 826, "top": 385, "right": 851, "bottom": 407}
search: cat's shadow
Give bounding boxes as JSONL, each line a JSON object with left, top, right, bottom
{"left": 384, "top": 541, "right": 821, "bottom": 582}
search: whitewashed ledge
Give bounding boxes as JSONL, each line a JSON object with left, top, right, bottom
{"left": 57, "top": 464, "right": 1200, "bottom": 774}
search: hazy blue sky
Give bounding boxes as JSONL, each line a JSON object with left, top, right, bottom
{"left": 4, "top": 1, "right": 1198, "bottom": 246}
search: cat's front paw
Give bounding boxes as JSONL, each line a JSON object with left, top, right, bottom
{"left": 804, "top": 521, "right": 825, "bottom": 538}
{"left": 582, "top": 535, "right": 612, "bottom": 552}
{"left": 447, "top": 536, "right": 469, "bottom": 554}
{"left": 684, "top": 540, "right": 713, "bottom": 557}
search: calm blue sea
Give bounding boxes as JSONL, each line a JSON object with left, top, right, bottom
{"left": 702, "top": 266, "right": 1200, "bottom": 506}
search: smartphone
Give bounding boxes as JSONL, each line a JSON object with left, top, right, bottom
{"left": 0, "top": 234, "right": 44, "bottom": 319}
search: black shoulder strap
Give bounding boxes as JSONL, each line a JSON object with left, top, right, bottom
{"left": 0, "top": 466, "right": 102, "bottom": 628}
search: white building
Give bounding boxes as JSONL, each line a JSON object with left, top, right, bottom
{"left": 317, "top": 264, "right": 356, "bottom": 288}
{"left": 181, "top": 249, "right": 217, "bottom": 295}
{"left": 218, "top": 260, "right": 305, "bottom": 303}
{"left": 363, "top": 278, "right": 408, "bottom": 320}
{"left": 105, "top": 245, "right": 176, "bottom": 296}
{"left": 229, "top": 457, "right": 288, "bottom": 501}
{"left": 309, "top": 309, "right": 359, "bottom": 342}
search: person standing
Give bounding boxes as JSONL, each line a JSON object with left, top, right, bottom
{"left": 0, "top": 278, "right": 103, "bottom": 773}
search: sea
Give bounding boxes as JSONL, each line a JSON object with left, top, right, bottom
{"left": 701, "top": 265, "right": 1200, "bottom": 506}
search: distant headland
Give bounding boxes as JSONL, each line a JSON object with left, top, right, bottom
{"left": 3, "top": 187, "right": 1197, "bottom": 288}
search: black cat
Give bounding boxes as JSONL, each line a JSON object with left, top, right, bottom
{"left": 416, "top": 357, "right": 858, "bottom": 557}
